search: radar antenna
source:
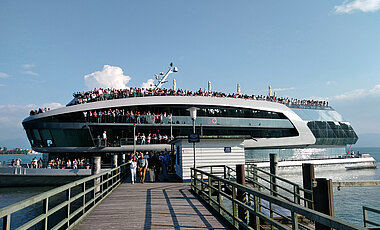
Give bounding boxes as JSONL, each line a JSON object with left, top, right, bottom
{"left": 154, "top": 62, "right": 178, "bottom": 89}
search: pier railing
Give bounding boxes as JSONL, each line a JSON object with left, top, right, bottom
{"left": 191, "top": 165, "right": 365, "bottom": 230}
{"left": 0, "top": 163, "right": 129, "bottom": 230}
{"left": 363, "top": 206, "right": 380, "bottom": 229}
{"left": 221, "top": 164, "right": 313, "bottom": 208}
{"left": 245, "top": 164, "right": 314, "bottom": 208}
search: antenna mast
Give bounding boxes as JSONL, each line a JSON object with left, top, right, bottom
{"left": 154, "top": 62, "right": 178, "bottom": 89}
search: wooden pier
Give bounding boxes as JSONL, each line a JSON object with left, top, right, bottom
{"left": 75, "top": 182, "right": 231, "bottom": 229}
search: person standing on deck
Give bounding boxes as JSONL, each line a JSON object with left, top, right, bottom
{"left": 130, "top": 156, "right": 137, "bottom": 184}
{"left": 102, "top": 131, "right": 107, "bottom": 147}
{"left": 137, "top": 153, "right": 148, "bottom": 183}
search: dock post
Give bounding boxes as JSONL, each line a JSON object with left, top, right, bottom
{"left": 112, "top": 154, "right": 118, "bottom": 168}
{"left": 236, "top": 164, "right": 248, "bottom": 226}
{"left": 302, "top": 163, "right": 315, "bottom": 209}
{"left": 92, "top": 155, "right": 101, "bottom": 194}
{"left": 121, "top": 153, "right": 126, "bottom": 164}
{"left": 313, "top": 178, "right": 335, "bottom": 230}
{"left": 269, "top": 153, "right": 278, "bottom": 196}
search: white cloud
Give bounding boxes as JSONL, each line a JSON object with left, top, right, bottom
{"left": 330, "top": 84, "right": 380, "bottom": 135}
{"left": 141, "top": 78, "right": 155, "bottom": 89}
{"left": 84, "top": 65, "right": 131, "bottom": 89}
{"left": 22, "top": 64, "right": 35, "bottom": 69}
{"left": 0, "top": 72, "right": 10, "bottom": 78}
{"left": 23, "top": 70, "right": 39, "bottom": 76}
{"left": 0, "top": 84, "right": 7, "bottom": 87}
{"left": 335, "top": 0, "right": 380, "bottom": 13}
{"left": 333, "top": 84, "right": 380, "bottom": 100}
{"left": 273, "top": 87, "right": 295, "bottom": 92}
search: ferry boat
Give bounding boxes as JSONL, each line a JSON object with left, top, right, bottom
{"left": 21, "top": 63, "right": 376, "bottom": 170}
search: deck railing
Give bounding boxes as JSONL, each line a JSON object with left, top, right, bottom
{"left": 0, "top": 163, "right": 129, "bottom": 230}
{"left": 363, "top": 206, "right": 380, "bottom": 229}
{"left": 191, "top": 165, "right": 365, "bottom": 230}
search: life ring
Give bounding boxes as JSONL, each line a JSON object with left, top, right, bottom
{"left": 212, "top": 118, "right": 217, "bottom": 124}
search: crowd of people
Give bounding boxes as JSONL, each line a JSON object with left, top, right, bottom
{"left": 47, "top": 157, "right": 91, "bottom": 169}
{"left": 129, "top": 151, "right": 170, "bottom": 184}
{"left": 136, "top": 132, "right": 171, "bottom": 145}
{"left": 83, "top": 109, "right": 172, "bottom": 124}
{"left": 70, "top": 87, "right": 329, "bottom": 107}
{"left": 30, "top": 108, "right": 51, "bottom": 116}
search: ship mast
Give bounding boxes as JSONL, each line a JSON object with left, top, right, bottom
{"left": 154, "top": 62, "right": 178, "bottom": 89}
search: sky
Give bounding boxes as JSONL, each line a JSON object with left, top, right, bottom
{"left": 0, "top": 0, "right": 380, "bottom": 148}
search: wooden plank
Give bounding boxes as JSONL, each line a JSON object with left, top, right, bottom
{"left": 75, "top": 182, "right": 230, "bottom": 229}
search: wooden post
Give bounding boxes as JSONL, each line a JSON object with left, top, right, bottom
{"left": 302, "top": 163, "right": 315, "bottom": 209}
{"left": 236, "top": 164, "right": 248, "bottom": 226}
{"left": 313, "top": 178, "right": 335, "bottom": 230}
{"left": 92, "top": 155, "right": 101, "bottom": 195}
{"left": 269, "top": 153, "right": 278, "bottom": 196}
{"left": 112, "top": 154, "right": 118, "bottom": 168}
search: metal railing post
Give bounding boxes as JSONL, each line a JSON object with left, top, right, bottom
{"left": 292, "top": 211, "right": 299, "bottom": 230}
{"left": 363, "top": 207, "right": 368, "bottom": 228}
{"left": 66, "top": 188, "right": 71, "bottom": 227}
{"left": 83, "top": 182, "right": 86, "bottom": 214}
{"left": 294, "top": 185, "right": 300, "bottom": 204}
{"left": 208, "top": 177, "right": 212, "bottom": 204}
{"left": 218, "top": 180, "right": 221, "bottom": 214}
{"left": 253, "top": 195, "right": 260, "bottom": 230}
{"left": 201, "top": 174, "right": 204, "bottom": 196}
{"left": 43, "top": 198, "right": 49, "bottom": 230}
{"left": 232, "top": 187, "right": 237, "bottom": 228}
{"left": 3, "top": 214, "right": 10, "bottom": 230}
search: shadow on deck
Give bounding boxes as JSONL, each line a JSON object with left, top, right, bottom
{"left": 75, "top": 177, "right": 232, "bottom": 229}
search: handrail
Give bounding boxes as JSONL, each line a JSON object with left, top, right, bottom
{"left": 191, "top": 165, "right": 365, "bottom": 230}
{"left": 0, "top": 163, "right": 129, "bottom": 230}
{"left": 245, "top": 164, "right": 313, "bottom": 207}
{"left": 363, "top": 206, "right": 380, "bottom": 228}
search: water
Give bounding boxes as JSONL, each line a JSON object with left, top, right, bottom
{"left": 247, "top": 147, "right": 380, "bottom": 226}
{"left": 0, "top": 154, "right": 43, "bottom": 166}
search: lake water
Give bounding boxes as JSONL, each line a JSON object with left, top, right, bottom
{"left": 273, "top": 147, "right": 380, "bottom": 226}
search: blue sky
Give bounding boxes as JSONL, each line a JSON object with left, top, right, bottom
{"left": 1, "top": 0, "right": 380, "bottom": 148}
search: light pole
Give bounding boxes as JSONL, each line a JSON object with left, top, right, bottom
{"left": 188, "top": 107, "right": 198, "bottom": 168}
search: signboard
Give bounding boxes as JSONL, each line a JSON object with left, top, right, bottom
{"left": 224, "top": 147, "right": 231, "bottom": 153}
{"left": 188, "top": 133, "right": 200, "bottom": 143}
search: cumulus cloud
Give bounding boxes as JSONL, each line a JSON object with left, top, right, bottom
{"left": 84, "top": 65, "right": 131, "bottom": 89}
{"left": 0, "top": 72, "right": 10, "bottom": 78}
{"left": 335, "top": 0, "right": 380, "bottom": 13}
{"left": 23, "top": 70, "right": 39, "bottom": 76}
{"left": 141, "top": 79, "right": 155, "bottom": 89}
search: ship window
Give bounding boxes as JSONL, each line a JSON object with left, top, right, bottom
{"left": 32, "top": 129, "right": 41, "bottom": 140}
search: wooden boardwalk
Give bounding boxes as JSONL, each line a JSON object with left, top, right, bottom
{"left": 75, "top": 181, "right": 231, "bottom": 230}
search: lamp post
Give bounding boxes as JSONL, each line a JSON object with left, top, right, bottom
{"left": 188, "top": 107, "right": 198, "bottom": 168}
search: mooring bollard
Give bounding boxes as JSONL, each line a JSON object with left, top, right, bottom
{"left": 302, "top": 163, "right": 315, "bottom": 209}
{"left": 236, "top": 164, "right": 247, "bottom": 227}
{"left": 313, "top": 178, "right": 335, "bottom": 230}
{"left": 269, "top": 153, "right": 278, "bottom": 196}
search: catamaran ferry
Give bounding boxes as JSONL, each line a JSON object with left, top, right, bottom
{"left": 22, "top": 63, "right": 376, "bottom": 178}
